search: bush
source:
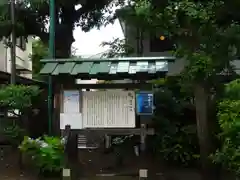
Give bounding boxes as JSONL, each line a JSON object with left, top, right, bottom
{"left": 0, "top": 85, "right": 41, "bottom": 146}
{"left": 1, "top": 125, "right": 25, "bottom": 146}
{"left": 152, "top": 119, "right": 199, "bottom": 166}
{"left": 212, "top": 79, "right": 240, "bottom": 176}
{"left": 19, "top": 136, "right": 64, "bottom": 174}
{"left": 152, "top": 83, "right": 199, "bottom": 167}
{"left": 0, "top": 85, "right": 40, "bottom": 111}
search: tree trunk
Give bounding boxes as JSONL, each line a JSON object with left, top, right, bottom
{"left": 55, "top": 5, "right": 75, "bottom": 58}
{"left": 194, "top": 84, "right": 215, "bottom": 180}
{"left": 136, "top": 28, "right": 143, "bottom": 56}
{"left": 55, "top": 24, "right": 74, "bottom": 58}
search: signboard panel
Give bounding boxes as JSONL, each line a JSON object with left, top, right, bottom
{"left": 82, "top": 91, "right": 135, "bottom": 128}
{"left": 136, "top": 91, "right": 154, "bottom": 115}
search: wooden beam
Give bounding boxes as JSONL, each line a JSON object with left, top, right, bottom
{"left": 70, "top": 128, "right": 154, "bottom": 135}
{"left": 51, "top": 73, "right": 166, "bottom": 82}
{"left": 74, "top": 83, "right": 153, "bottom": 89}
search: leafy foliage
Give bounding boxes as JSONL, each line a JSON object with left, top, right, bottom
{"left": 101, "top": 38, "right": 134, "bottom": 57}
{"left": 212, "top": 79, "right": 240, "bottom": 176}
{"left": 1, "top": 125, "right": 25, "bottom": 146}
{"left": 115, "top": 0, "right": 240, "bottom": 173}
{"left": 19, "top": 136, "right": 64, "bottom": 173}
{"left": 151, "top": 77, "right": 199, "bottom": 166}
{"left": 224, "top": 79, "right": 240, "bottom": 100}
{"left": 0, "top": 85, "right": 41, "bottom": 146}
{"left": 0, "top": 85, "right": 41, "bottom": 113}
{"left": 0, "top": 0, "right": 48, "bottom": 39}
{"left": 0, "top": 0, "right": 126, "bottom": 57}
{"left": 117, "top": 0, "right": 240, "bottom": 85}
{"left": 31, "top": 38, "right": 48, "bottom": 79}
{"left": 112, "top": 135, "right": 134, "bottom": 146}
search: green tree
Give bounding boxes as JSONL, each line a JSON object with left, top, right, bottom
{"left": 0, "top": 0, "right": 125, "bottom": 57}
{"left": 0, "top": 85, "right": 40, "bottom": 117}
{"left": 117, "top": 0, "right": 240, "bottom": 178}
{"left": 212, "top": 79, "right": 240, "bottom": 177}
{"left": 0, "top": 85, "right": 41, "bottom": 145}
{"left": 101, "top": 38, "right": 134, "bottom": 57}
{"left": 31, "top": 39, "right": 48, "bottom": 80}
{"left": 152, "top": 77, "right": 199, "bottom": 167}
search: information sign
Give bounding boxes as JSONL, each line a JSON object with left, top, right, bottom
{"left": 136, "top": 91, "right": 154, "bottom": 115}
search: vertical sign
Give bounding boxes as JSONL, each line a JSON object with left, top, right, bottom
{"left": 136, "top": 91, "right": 154, "bottom": 115}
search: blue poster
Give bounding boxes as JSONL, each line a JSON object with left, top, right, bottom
{"left": 136, "top": 91, "right": 154, "bottom": 115}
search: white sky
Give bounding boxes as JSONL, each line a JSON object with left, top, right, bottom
{"left": 72, "top": 19, "right": 124, "bottom": 57}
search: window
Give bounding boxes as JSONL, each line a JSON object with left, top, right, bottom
{"left": 149, "top": 33, "right": 174, "bottom": 52}
{"left": 16, "top": 37, "right": 26, "bottom": 51}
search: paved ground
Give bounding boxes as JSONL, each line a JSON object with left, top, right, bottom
{"left": 0, "top": 146, "right": 233, "bottom": 180}
{"left": 0, "top": 146, "right": 36, "bottom": 180}
{"left": 0, "top": 147, "right": 191, "bottom": 180}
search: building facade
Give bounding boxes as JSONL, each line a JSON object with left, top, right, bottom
{"left": 0, "top": 36, "right": 33, "bottom": 79}
{"left": 120, "top": 21, "right": 185, "bottom": 76}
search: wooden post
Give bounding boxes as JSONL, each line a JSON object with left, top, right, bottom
{"left": 139, "top": 169, "right": 148, "bottom": 180}
{"left": 105, "top": 134, "right": 111, "bottom": 148}
{"left": 64, "top": 125, "right": 78, "bottom": 179}
{"left": 62, "top": 168, "right": 71, "bottom": 180}
{"left": 140, "top": 124, "right": 147, "bottom": 152}
{"left": 62, "top": 125, "right": 71, "bottom": 180}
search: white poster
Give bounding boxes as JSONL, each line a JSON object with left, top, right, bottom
{"left": 60, "top": 113, "right": 83, "bottom": 129}
{"left": 63, "top": 90, "right": 80, "bottom": 113}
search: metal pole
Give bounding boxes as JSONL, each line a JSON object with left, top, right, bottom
{"left": 49, "top": 0, "right": 55, "bottom": 57}
{"left": 10, "top": 0, "right": 16, "bottom": 84}
{"left": 48, "top": 0, "right": 55, "bottom": 134}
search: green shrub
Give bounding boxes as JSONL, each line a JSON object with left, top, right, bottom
{"left": 152, "top": 85, "right": 199, "bottom": 167}
{"left": 0, "top": 85, "right": 41, "bottom": 146}
{"left": 19, "top": 136, "right": 64, "bottom": 173}
{"left": 152, "top": 119, "right": 199, "bottom": 166}
{"left": 1, "top": 125, "right": 25, "bottom": 146}
{"left": 0, "top": 85, "right": 40, "bottom": 111}
{"left": 212, "top": 79, "right": 240, "bottom": 176}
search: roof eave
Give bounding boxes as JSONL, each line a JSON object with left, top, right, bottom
{"left": 40, "top": 56, "right": 176, "bottom": 63}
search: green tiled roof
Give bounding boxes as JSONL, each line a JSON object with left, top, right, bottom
{"left": 40, "top": 57, "right": 175, "bottom": 79}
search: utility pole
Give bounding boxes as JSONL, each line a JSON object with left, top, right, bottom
{"left": 48, "top": 0, "right": 55, "bottom": 134}
{"left": 10, "top": 0, "right": 16, "bottom": 84}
